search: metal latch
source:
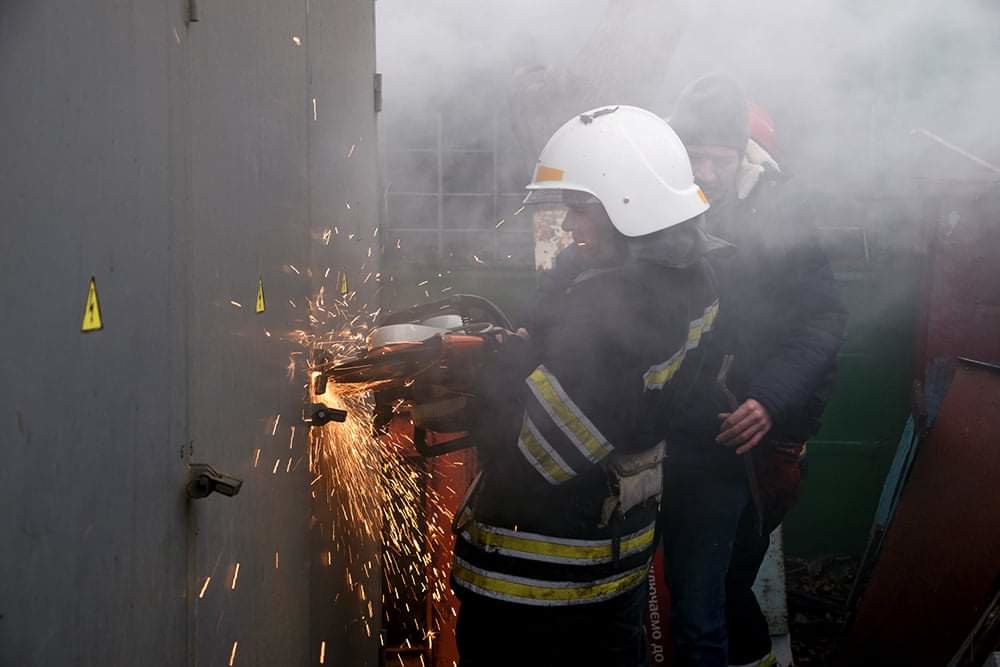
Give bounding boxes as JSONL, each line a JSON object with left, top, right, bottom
{"left": 305, "top": 403, "right": 348, "bottom": 426}
{"left": 186, "top": 464, "right": 243, "bottom": 499}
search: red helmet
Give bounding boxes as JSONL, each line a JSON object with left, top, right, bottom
{"left": 748, "top": 102, "right": 777, "bottom": 157}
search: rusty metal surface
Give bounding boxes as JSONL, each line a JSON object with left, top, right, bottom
{"left": 839, "top": 364, "right": 1000, "bottom": 665}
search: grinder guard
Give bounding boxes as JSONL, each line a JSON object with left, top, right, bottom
{"left": 318, "top": 294, "right": 519, "bottom": 457}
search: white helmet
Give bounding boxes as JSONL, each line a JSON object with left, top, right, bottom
{"left": 525, "top": 105, "right": 709, "bottom": 237}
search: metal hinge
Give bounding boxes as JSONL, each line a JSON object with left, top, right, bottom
{"left": 374, "top": 72, "right": 383, "bottom": 113}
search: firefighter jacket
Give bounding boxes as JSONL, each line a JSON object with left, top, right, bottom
{"left": 452, "top": 226, "right": 719, "bottom": 607}
{"left": 670, "top": 147, "right": 847, "bottom": 450}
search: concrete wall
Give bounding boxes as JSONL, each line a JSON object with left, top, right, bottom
{"left": 0, "top": 1, "right": 380, "bottom": 665}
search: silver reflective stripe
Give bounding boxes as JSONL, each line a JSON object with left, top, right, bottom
{"left": 452, "top": 556, "right": 651, "bottom": 607}
{"left": 516, "top": 415, "right": 576, "bottom": 485}
{"left": 460, "top": 520, "right": 657, "bottom": 565}
{"left": 643, "top": 300, "right": 719, "bottom": 390}
{"left": 526, "top": 365, "right": 613, "bottom": 463}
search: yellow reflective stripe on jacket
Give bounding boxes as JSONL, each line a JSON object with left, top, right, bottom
{"left": 461, "top": 521, "right": 656, "bottom": 565}
{"left": 452, "top": 556, "right": 650, "bottom": 607}
{"left": 643, "top": 300, "right": 720, "bottom": 390}
{"left": 516, "top": 416, "right": 575, "bottom": 485}
{"left": 702, "top": 299, "right": 719, "bottom": 333}
{"left": 526, "top": 365, "right": 613, "bottom": 463}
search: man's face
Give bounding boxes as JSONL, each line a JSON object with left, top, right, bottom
{"left": 561, "top": 203, "right": 623, "bottom": 265}
{"left": 687, "top": 145, "right": 741, "bottom": 205}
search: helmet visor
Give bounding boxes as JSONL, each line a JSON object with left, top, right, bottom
{"left": 522, "top": 188, "right": 601, "bottom": 208}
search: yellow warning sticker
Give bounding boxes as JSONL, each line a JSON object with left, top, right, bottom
{"left": 81, "top": 277, "right": 103, "bottom": 332}
{"left": 256, "top": 276, "right": 266, "bottom": 314}
{"left": 338, "top": 271, "right": 349, "bottom": 295}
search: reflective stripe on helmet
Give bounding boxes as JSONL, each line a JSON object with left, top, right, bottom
{"left": 533, "top": 165, "right": 565, "bottom": 182}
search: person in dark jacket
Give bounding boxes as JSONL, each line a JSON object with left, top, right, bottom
{"left": 453, "top": 105, "right": 724, "bottom": 666}
{"left": 661, "top": 74, "right": 847, "bottom": 666}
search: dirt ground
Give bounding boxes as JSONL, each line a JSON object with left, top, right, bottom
{"left": 786, "top": 556, "right": 859, "bottom": 666}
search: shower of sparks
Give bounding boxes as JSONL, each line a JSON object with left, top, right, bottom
{"left": 230, "top": 300, "right": 243, "bottom": 309}
{"left": 229, "top": 641, "right": 238, "bottom": 666}
{"left": 291, "top": 287, "right": 453, "bottom": 643}
{"left": 292, "top": 35, "right": 302, "bottom": 46}
{"left": 253, "top": 448, "right": 261, "bottom": 467}
{"left": 472, "top": 254, "right": 485, "bottom": 264}
{"left": 319, "top": 641, "right": 327, "bottom": 664}
{"left": 275, "top": 551, "right": 280, "bottom": 569}
{"left": 346, "top": 143, "right": 356, "bottom": 159}
{"left": 272, "top": 458, "right": 281, "bottom": 474}
{"left": 312, "top": 98, "right": 318, "bottom": 121}
{"left": 231, "top": 563, "right": 240, "bottom": 590}
{"left": 289, "top": 426, "right": 296, "bottom": 450}
{"left": 513, "top": 205, "right": 525, "bottom": 216}
{"left": 198, "top": 576, "right": 211, "bottom": 599}
{"left": 289, "top": 264, "right": 301, "bottom": 275}
{"left": 495, "top": 218, "right": 505, "bottom": 229}
{"left": 272, "top": 414, "right": 281, "bottom": 435}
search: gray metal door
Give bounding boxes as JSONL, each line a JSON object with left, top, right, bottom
{"left": 176, "top": 1, "right": 381, "bottom": 665}
{"left": 176, "top": 2, "right": 314, "bottom": 665}
{"left": 1, "top": 1, "right": 381, "bottom": 665}
{"left": 0, "top": 2, "right": 189, "bottom": 665}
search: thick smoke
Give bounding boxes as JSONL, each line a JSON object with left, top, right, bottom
{"left": 373, "top": 0, "right": 1000, "bottom": 445}
{"left": 373, "top": 0, "right": 1000, "bottom": 378}
{"left": 377, "top": 0, "right": 1000, "bottom": 201}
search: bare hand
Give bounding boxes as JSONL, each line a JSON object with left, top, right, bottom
{"left": 717, "top": 399, "right": 772, "bottom": 455}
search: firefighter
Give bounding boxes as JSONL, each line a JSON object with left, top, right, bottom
{"left": 662, "top": 74, "right": 847, "bottom": 666}
{"left": 452, "top": 105, "right": 725, "bottom": 666}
